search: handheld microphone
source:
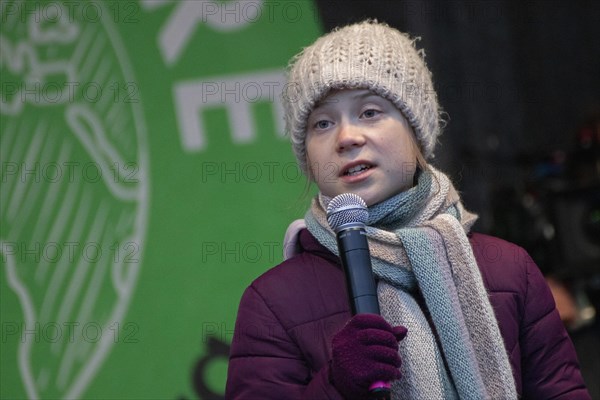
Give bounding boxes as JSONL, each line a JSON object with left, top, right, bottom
{"left": 326, "top": 193, "right": 391, "bottom": 400}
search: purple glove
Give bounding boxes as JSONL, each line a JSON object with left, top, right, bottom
{"left": 329, "top": 314, "right": 407, "bottom": 400}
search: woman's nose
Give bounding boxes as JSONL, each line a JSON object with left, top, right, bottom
{"left": 336, "top": 122, "right": 366, "bottom": 152}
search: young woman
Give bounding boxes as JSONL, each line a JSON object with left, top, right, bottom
{"left": 225, "top": 21, "right": 590, "bottom": 400}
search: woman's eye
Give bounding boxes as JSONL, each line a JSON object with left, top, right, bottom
{"left": 315, "top": 120, "right": 331, "bottom": 130}
{"left": 362, "top": 109, "right": 380, "bottom": 119}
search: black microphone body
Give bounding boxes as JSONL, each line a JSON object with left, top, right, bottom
{"left": 335, "top": 222, "right": 380, "bottom": 315}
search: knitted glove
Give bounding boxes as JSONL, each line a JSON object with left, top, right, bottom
{"left": 330, "top": 314, "right": 407, "bottom": 400}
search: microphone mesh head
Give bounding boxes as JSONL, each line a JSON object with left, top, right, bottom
{"left": 326, "top": 193, "right": 368, "bottom": 231}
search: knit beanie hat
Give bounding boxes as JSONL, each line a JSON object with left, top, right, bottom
{"left": 283, "top": 20, "right": 442, "bottom": 175}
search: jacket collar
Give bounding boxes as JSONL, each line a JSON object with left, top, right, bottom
{"left": 298, "top": 229, "right": 341, "bottom": 265}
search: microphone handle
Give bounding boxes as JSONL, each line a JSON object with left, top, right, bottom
{"left": 337, "top": 226, "right": 391, "bottom": 400}
{"left": 337, "top": 226, "right": 379, "bottom": 314}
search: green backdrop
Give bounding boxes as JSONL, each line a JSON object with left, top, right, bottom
{"left": 0, "top": 1, "right": 322, "bottom": 398}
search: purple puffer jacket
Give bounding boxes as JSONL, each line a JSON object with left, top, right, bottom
{"left": 226, "top": 230, "right": 590, "bottom": 399}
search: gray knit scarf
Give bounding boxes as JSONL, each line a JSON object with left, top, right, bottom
{"left": 304, "top": 167, "right": 517, "bottom": 400}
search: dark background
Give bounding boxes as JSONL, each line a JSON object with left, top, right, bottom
{"left": 314, "top": 1, "right": 600, "bottom": 397}
{"left": 315, "top": 0, "right": 599, "bottom": 233}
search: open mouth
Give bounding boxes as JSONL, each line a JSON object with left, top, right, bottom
{"left": 343, "top": 163, "right": 372, "bottom": 176}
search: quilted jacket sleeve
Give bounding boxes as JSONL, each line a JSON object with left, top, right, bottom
{"left": 225, "top": 284, "right": 344, "bottom": 400}
{"left": 519, "top": 250, "right": 591, "bottom": 400}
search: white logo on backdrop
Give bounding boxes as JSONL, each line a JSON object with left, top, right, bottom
{"left": 0, "top": 1, "right": 149, "bottom": 399}
{"left": 173, "top": 70, "right": 286, "bottom": 151}
{"left": 142, "top": 0, "right": 264, "bottom": 66}
{"left": 142, "top": 0, "right": 287, "bottom": 152}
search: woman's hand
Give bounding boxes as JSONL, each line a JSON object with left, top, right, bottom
{"left": 330, "top": 314, "right": 407, "bottom": 400}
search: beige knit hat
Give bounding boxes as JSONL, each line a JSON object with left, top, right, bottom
{"left": 283, "top": 20, "right": 442, "bottom": 174}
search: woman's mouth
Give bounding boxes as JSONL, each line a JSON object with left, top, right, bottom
{"left": 340, "top": 162, "right": 375, "bottom": 182}
{"left": 344, "top": 164, "right": 372, "bottom": 176}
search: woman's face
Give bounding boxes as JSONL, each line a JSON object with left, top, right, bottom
{"left": 305, "top": 89, "right": 418, "bottom": 206}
